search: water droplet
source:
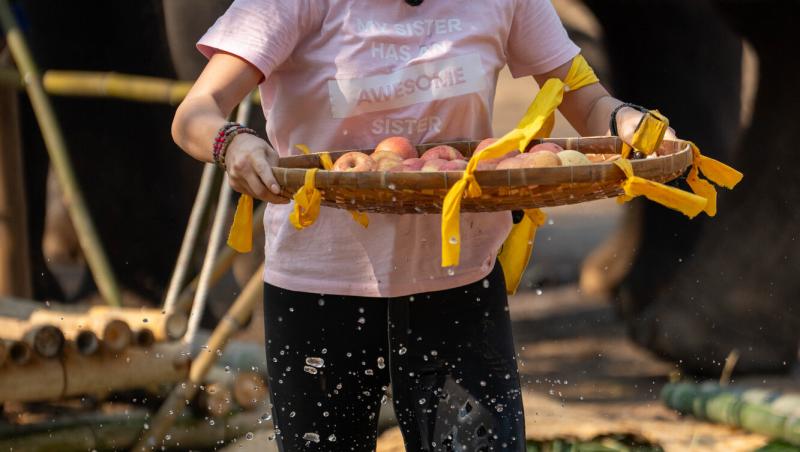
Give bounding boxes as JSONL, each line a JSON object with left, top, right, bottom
{"left": 387, "top": 183, "right": 397, "bottom": 190}
{"left": 304, "top": 366, "right": 318, "bottom": 375}
{"left": 209, "top": 419, "right": 215, "bottom": 426}
{"left": 321, "top": 348, "right": 327, "bottom": 354}
{"left": 377, "top": 357, "right": 386, "bottom": 369}
{"left": 318, "top": 298, "right": 325, "bottom": 306}
{"left": 448, "top": 236, "right": 458, "bottom": 245}
{"left": 381, "top": 394, "right": 388, "bottom": 404}
{"left": 328, "top": 434, "right": 337, "bottom": 442}
{"left": 357, "top": 317, "right": 366, "bottom": 324}
{"left": 305, "top": 357, "right": 325, "bottom": 368}
{"left": 482, "top": 279, "right": 490, "bottom": 288}
{"left": 398, "top": 347, "right": 407, "bottom": 355}
{"left": 365, "top": 369, "right": 374, "bottom": 375}
{"left": 303, "top": 432, "right": 320, "bottom": 443}
{"left": 447, "top": 267, "right": 455, "bottom": 276}
{"left": 480, "top": 381, "right": 487, "bottom": 387}
{"left": 535, "top": 289, "right": 543, "bottom": 295}
{"left": 419, "top": 398, "right": 426, "bottom": 405}
{"left": 323, "top": 411, "right": 329, "bottom": 417}
{"left": 289, "top": 411, "right": 296, "bottom": 418}
{"left": 245, "top": 432, "right": 255, "bottom": 440}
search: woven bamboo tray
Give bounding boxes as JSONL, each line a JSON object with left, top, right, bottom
{"left": 273, "top": 136, "right": 693, "bottom": 214}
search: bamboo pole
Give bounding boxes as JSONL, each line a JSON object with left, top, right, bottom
{"left": 0, "top": 68, "right": 263, "bottom": 106}
{"left": 133, "top": 266, "right": 264, "bottom": 451}
{"left": 0, "top": 64, "right": 32, "bottom": 298}
{"left": 663, "top": 382, "right": 800, "bottom": 446}
{"left": 183, "top": 98, "right": 253, "bottom": 345}
{"left": 88, "top": 306, "right": 187, "bottom": 342}
{"left": 7, "top": 339, "right": 31, "bottom": 365}
{"left": 28, "top": 311, "right": 133, "bottom": 352}
{"left": 0, "top": 318, "right": 65, "bottom": 358}
{"left": 162, "top": 163, "right": 219, "bottom": 314}
{"left": 0, "top": 410, "right": 269, "bottom": 451}
{"left": 0, "top": 341, "right": 189, "bottom": 403}
{"left": 133, "top": 328, "right": 155, "bottom": 348}
{"left": 0, "top": 0, "right": 122, "bottom": 307}
{"left": 72, "top": 329, "right": 99, "bottom": 355}
{"left": 173, "top": 202, "right": 266, "bottom": 314}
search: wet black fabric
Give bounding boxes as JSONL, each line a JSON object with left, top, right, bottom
{"left": 263, "top": 263, "right": 525, "bottom": 451}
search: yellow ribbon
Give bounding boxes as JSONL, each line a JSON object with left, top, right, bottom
{"left": 289, "top": 168, "right": 322, "bottom": 229}
{"left": 228, "top": 194, "right": 254, "bottom": 252}
{"left": 441, "top": 54, "right": 599, "bottom": 268}
{"left": 499, "top": 209, "right": 547, "bottom": 295}
{"left": 620, "top": 109, "right": 670, "bottom": 159}
{"left": 291, "top": 144, "right": 369, "bottom": 229}
{"left": 613, "top": 158, "right": 707, "bottom": 218}
{"left": 684, "top": 142, "right": 743, "bottom": 217}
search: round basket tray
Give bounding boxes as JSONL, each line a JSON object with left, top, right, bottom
{"left": 273, "top": 136, "right": 693, "bottom": 214}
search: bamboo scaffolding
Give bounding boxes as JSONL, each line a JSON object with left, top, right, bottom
{"left": 0, "top": 0, "right": 122, "bottom": 307}
{"left": 133, "top": 328, "right": 156, "bottom": 348}
{"left": 173, "top": 202, "right": 266, "bottom": 314}
{"left": 205, "top": 367, "right": 269, "bottom": 412}
{"left": 183, "top": 99, "right": 253, "bottom": 345}
{"left": 0, "top": 410, "right": 270, "bottom": 451}
{"left": 0, "top": 341, "right": 189, "bottom": 403}
{"left": 162, "top": 163, "right": 219, "bottom": 314}
{"left": 662, "top": 382, "right": 800, "bottom": 446}
{"left": 0, "top": 67, "right": 262, "bottom": 106}
{"left": 133, "top": 266, "right": 264, "bottom": 451}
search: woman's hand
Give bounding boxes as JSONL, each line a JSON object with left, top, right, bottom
{"left": 225, "top": 133, "right": 289, "bottom": 204}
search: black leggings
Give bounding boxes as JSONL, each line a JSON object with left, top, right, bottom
{"left": 263, "top": 263, "right": 525, "bottom": 451}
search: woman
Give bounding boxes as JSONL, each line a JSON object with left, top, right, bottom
{"left": 172, "top": 0, "right": 672, "bottom": 450}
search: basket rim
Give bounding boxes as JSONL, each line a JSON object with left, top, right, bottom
{"left": 273, "top": 137, "right": 693, "bottom": 192}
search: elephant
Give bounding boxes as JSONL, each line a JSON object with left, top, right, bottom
{"left": 13, "top": 0, "right": 202, "bottom": 303}
{"left": 579, "top": 0, "right": 800, "bottom": 375}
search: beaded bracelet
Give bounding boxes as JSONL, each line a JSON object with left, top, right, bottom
{"left": 212, "top": 122, "right": 257, "bottom": 170}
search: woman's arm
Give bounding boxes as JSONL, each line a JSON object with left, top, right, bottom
{"left": 172, "top": 52, "right": 287, "bottom": 203}
{"left": 533, "top": 58, "right": 676, "bottom": 146}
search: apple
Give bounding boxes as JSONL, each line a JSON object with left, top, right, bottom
{"left": 374, "top": 136, "right": 418, "bottom": 160}
{"left": 421, "top": 158, "right": 449, "bottom": 172}
{"left": 496, "top": 156, "right": 529, "bottom": 170}
{"left": 371, "top": 150, "right": 404, "bottom": 171}
{"left": 557, "top": 150, "right": 590, "bottom": 166}
{"left": 475, "top": 137, "right": 497, "bottom": 152}
{"left": 402, "top": 158, "right": 425, "bottom": 171}
{"left": 442, "top": 160, "right": 468, "bottom": 171}
{"left": 496, "top": 151, "right": 562, "bottom": 170}
{"left": 332, "top": 151, "right": 377, "bottom": 172}
{"left": 528, "top": 142, "right": 563, "bottom": 154}
{"left": 421, "top": 145, "right": 465, "bottom": 161}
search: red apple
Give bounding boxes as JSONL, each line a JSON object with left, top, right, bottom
{"left": 402, "top": 158, "right": 425, "bottom": 171}
{"left": 442, "top": 160, "right": 468, "bottom": 171}
{"left": 496, "top": 156, "right": 529, "bottom": 170}
{"left": 475, "top": 137, "right": 497, "bottom": 152}
{"left": 421, "top": 158, "right": 449, "bottom": 172}
{"left": 520, "top": 151, "right": 562, "bottom": 167}
{"left": 371, "top": 150, "right": 404, "bottom": 171}
{"left": 421, "top": 145, "right": 465, "bottom": 161}
{"left": 374, "top": 136, "right": 418, "bottom": 160}
{"left": 332, "top": 151, "right": 378, "bottom": 172}
{"left": 528, "top": 142, "right": 563, "bottom": 154}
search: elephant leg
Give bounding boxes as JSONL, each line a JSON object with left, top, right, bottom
{"left": 631, "top": 0, "right": 800, "bottom": 374}
{"left": 581, "top": 0, "right": 742, "bottom": 310}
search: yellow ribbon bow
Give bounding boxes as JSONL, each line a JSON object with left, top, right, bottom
{"left": 290, "top": 145, "right": 369, "bottom": 229}
{"left": 228, "top": 194, "right": 254, "bottom": 252}
{"left": 289, "top": 168, "right": 323, "bottom": 229}
{"left": 441, "top": 54, "right": 599, "bottom": 268}
{"left": 498, "top": 209, "right": 548, "bottom": 294}
{"left": 613, "top": 158, "right": 707, "bottom": 218}
{"left": 685, "top": 142, "right": 743, "bottom": 216}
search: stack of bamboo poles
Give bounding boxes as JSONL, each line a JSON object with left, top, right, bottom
{"left": 0, "top": 298, "right": 190, "bottom": 403}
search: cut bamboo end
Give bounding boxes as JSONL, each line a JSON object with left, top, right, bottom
{"left": 233, "top": 371, "right": 268, "bottom": 411}
{"left": 134, "top": 329, "right": 155, "bottom": 348}
{"left": 74, "top": 330, "right": 99, "bottom": 356}
{"left": 88, "top": 307, "right": 188, "bottom": 341}
{"left": 24, "top": 324, "right": 64, "bottom": 359}
{"left": 164, "top": 312, "right": 188, "bottom": 340}
{"left": 100, "top": 318, "right": 132, "bottom": 351}
{"left": 8, "top": 340, "right": 31, "bottom": 365}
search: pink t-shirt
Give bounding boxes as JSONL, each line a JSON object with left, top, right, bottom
{"left": 199, "top": 0, "right": 579, "bottom": 297}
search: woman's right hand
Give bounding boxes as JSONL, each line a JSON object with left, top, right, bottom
{"left": 225, "top": 133, "right": 289, "bottom": 204}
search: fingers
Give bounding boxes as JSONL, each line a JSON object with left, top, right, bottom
{"left": 250, "top": 151, "right": 281, "bottom": 196}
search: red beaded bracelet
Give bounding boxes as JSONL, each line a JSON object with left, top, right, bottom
{"left": 212, "top": 122, "right": 257, "bottom": 170}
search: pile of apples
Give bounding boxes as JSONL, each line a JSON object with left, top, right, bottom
{"left": 331, "top": 136, "right": 594, "bottom": 173}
